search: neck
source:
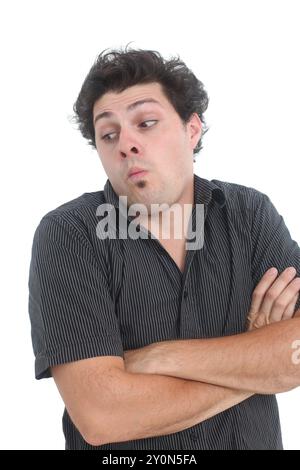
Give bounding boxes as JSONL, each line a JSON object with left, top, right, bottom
{"left": 142, "top": 175, "right": 195, "bottom": 241}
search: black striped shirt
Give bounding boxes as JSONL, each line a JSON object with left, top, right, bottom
{"left": 28, "top": 173, "right": 300, "bottom": 450}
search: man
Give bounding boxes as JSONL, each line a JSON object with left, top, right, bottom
{"left": 28, "top": 46, "right": 300, "bottom": 450}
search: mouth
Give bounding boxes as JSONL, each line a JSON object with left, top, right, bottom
{"left": 127, "top": 169, "right": 148, "bottom": 180}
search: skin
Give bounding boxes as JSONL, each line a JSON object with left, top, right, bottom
{"left": 93, "top": 82, "right": 202, "bottom": 247}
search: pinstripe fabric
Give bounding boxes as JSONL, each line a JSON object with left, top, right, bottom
{"left": 28, "top": 173, "right": 300, "bottom": 449}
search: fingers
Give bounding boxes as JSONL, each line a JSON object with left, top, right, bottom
{"left": 269, "top": 277, "right": 300, "bottom": 322}
{"left": 247, "top": 268, "right": 278, "bottom": 330}
{"left": 250, "top": 313, "right": 269, "bottom": 330}
{"left": 249, "top": 267, "right": 278, "bottom": 314}
{"left": 259, "top": 267, "right": 298, "bottom": 317}
{"left": 248, "top": 267, "right": 300, "bottom": 331}
{"left": 281, "top": 293, "right": 300, "bottom": 320}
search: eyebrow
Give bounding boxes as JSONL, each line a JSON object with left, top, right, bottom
{"left": 93, "top": 98, "right": 162, "bottom": 126}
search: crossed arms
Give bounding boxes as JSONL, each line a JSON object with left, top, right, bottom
{"left": 124, "top": 267, "right": 300, "bottom": 394}
{"left": 51, "top": 267, "right": 300, "bottom": 446}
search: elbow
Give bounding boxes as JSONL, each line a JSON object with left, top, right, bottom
{"left": 80, "top": 419, "right": 112, "bottom": 447}
{"left": 69, "top": 406, "right": 115, "bottom": 447}
{"left": 260, "top": 385, "right": 291, "bottom": 395}
{"left": 270, "top": 384, "right": 297, "bottom": 395}
{"left": 83, "top": 421, "right": 128, "bottom": 447}
{"left": 249, "top": 375, "right": 297, "bottom": 395}
{"left": 82, "top": 410, "right": 135, "bottom": 447}
{"left": 79, "top": 402, "right": 127, "bottom": 446}
{"left": 274, "top": 376, "right": 300, "bottom": 394}
{"left": 83, "top": 430, "right": 109, "bottom": 447}
{"left": 76, "top": 370, "right": 131, "bottom": 446}
{"left": 263, "top": 373, "right": 300, "bottom": 395}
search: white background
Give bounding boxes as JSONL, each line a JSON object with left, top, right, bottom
{"left": 0, "top": 0, "right": 299, "bottom": 450}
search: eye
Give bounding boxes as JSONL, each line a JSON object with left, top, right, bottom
{"left": 101, "top": 120, "right": 158, "bottom": 142}
{"left": 139, "top": 120, "right": 157, "bottom": 128}
{"left": 101, "top": 132, "right": 117, "bottom": 142}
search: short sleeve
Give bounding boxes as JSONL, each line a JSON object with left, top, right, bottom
{"left": 250, "top": 191, "right": 300, "bottom": 312}
{"left": 28, "top": 215, "right": 124, "bottom": 380}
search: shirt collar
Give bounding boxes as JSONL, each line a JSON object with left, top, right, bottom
{"left": 193, "top": 173, "right": 226, "bottom": 208}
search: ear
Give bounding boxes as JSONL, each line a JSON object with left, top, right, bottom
{"left": 187, "top": 113, "right": 202, "bottom": 151}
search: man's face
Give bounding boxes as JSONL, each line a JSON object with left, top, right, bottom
{"left": 93, "top": 82, "right": 202, "bottom": 212}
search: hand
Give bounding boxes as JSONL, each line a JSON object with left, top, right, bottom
{"left": 247, "top": 267, "right": 300, "bottom": 331}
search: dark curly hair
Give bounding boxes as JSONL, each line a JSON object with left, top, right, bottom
{"left": 72, "top": 44, "right": 209, "bottom": 160}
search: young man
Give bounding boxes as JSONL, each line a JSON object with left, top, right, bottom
{"left": 28, "top": 47, "right": 300, "bottom": 450}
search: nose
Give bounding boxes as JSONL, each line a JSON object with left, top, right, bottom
{"left": 118, "top": 128, "right": 141, "bottom": 159}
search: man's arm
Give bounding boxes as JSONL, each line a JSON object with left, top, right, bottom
{"left": 51, "top": 356, "right": 253, "bottom": 447}
{"left": 124, "top": 317, "right": 300, "bottom": 396}
{"left": 124, "top": 268, "right": 300, "bottom": 395}
{"left": 30, "top": 215, "right": 253, "bottom": 446}
{"left": 250, "top": 190, "right": 300, "bottom": 312}
{"left": 52, "top": 268, "right": 299, "bottom": 447}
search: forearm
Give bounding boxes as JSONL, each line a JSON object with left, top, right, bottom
{"left": 149, "top": 318, "right": 300, "bottom": 394}
{"left": 95, "top": 371, "right": 252, "bottom": 446}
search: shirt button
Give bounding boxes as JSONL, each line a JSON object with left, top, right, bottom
{"left": 190, "top": 432, "right": 198, "bottom": 441}
{"left": 183, "top": 290, "right": 188, "bottom": 299}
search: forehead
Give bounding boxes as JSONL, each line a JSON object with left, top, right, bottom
{"left": 93, "top": 82, "right": 170, "bottom": 118}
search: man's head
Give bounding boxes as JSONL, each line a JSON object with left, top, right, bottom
{"left": 73, "top": 46, "right": 209, "bottom": 210}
